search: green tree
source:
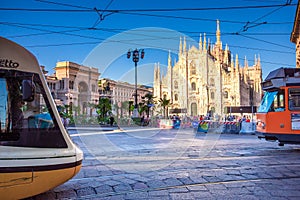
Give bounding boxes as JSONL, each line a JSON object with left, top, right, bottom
{"left": 96, "top": 98, "right": 112, "bottom": 122}
{"left": 128, "top": 101, "right": 134, "bottom": 116}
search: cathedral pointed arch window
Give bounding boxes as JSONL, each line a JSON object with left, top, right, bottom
{"left": 210, "top": 78, "right": 215, "bottom": 87}
{"left": 190, "top": 62, "right": 196, "bottom": 75}
{"left": 174, "top": 94, "right": 178, "bottom": 101}
{"left": 224, "top": 91, "right": 229, "bottom": 99}
{"left": 211, "top": 91, "right": 215, "bottom": 100}
{"left": 174, "top": 81, "right": 178, "bottom": 89}
{"left": 191, "top": 82, "right": 196, "bottom": 91}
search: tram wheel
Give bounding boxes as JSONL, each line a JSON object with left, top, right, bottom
{"left": 278, "top": 142, "right": 284, "bottom": 146}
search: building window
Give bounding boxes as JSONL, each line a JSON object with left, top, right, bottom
{"left": 191, "top": 82, "right": 196, "bottom": 91}
{"left": 59, "top": 80, "right": 64, "bottom": 90}
{"left": 69, "top": 80, "right": 74, "bottom": 90}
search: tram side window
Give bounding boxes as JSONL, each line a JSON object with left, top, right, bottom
{"left": 289, "top": 88, "right": 300, "bottom": 110}
{"left": 272, "top": 90, "right": 285, "bottom": 112}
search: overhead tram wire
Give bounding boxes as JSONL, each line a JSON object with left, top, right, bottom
{"left": 35, "top": 0, "right": 92, "bottom": 10}
{"left": 35, "top": 0, "right": 116, "bottom": 29}
{"left": 3, "top": 21, "right": 294, "bottom": 56}
{"left": 0, "top": 3, "right": 297, "bottom": 12}
{"left": 25, "top": 41, "right": 295, "bottom": 67}
{"left": 238, "top": 2, "right": 289, "bottom": 33}
{"left": 236, "top": 33, "right": 295, "bottom": 50}
{"left": 92, "top": 0, "right": 115, "bottom": 28}
{"left": 0, "top": 21, "right": 292, "bottom": 38}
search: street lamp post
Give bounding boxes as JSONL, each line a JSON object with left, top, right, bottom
{"left": 127, "top": 48, "right": 145, "bottom": 117}
{"left": 65, "top": 92, "right": 73, "bottom": 114}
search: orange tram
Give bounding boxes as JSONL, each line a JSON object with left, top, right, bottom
{"left": 256, "top": 67, "right": 300, "bottom": 146}
{"left": 0, "top": 37, "right": 83, "bottom": 199}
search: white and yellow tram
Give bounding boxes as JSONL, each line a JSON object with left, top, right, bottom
{"left": 0, "top": 37, "right": 83, "bottom": 199}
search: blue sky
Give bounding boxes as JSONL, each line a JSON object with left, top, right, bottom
{"left": 0, "top": 0, "right": 297, "bottom": 84}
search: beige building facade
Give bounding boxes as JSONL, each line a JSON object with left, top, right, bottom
{"left": 99, "top": 78, "right": 153, "bottom": 116}
{"left": 47, "top": 61, "right": 100, "bottom": 115}
{"left": 153, "top": 21, "right": 263, "bottom": 118}
{"left": 291, "top": 1, "right": 300, "bottom": 68}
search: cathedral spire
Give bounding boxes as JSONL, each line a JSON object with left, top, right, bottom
{"left": 216, "top": 19, "right": 221, "bottom": 47}
{"left": 257, "top": 54, "right": 261, "bottom": 69}
{"left": 183, "top": 36, "right": 187, "bottom": 54}
{"left": 168, "top": 50, "right": 171, "bottom": 67}
{"left": 244, "top": 56, "right": 248, "bottom": 68}
{"left": 179, "top": 37, "right": 182, "bottom": 56}
{"left": 235, "top": 54, "right": 239, "bottom": 69}
{"left": 203, "top": 33, "right": 207, "bottom": 51}
{"left": 199, "top": 34, "right": 202, "bottom": 51}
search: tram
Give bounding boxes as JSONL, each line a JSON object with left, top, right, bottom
{"left": 256, "top": 67, "right": 300, "bottom": 146}
{"left": 0, "top": 37, "right": 83, "bottom": 199}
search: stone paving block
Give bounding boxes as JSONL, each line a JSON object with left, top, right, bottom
{"left": 118, "top": 177, "right": 137, "bottom": 185}
{"left": 191, "top": 191, "right": 214, "bottom": 199}
{"left": 148, "top": 190, "right": 169, "bottom": 197}
{"left": 95, "top": 184, "right": 114, "bottom": 194}
{"left": 98, "top": 170, "right": 114, "bottom": 176}
{"left": 56, "top": 190, "right": 77, "bottom": 199}
{"left": 268, "top": 189, "right": 300, "bottom": 197}
{"left": 178, "top": 177, "right": 194, "bottom": 185}
{"left": 202, "top": 175, "right": 222, "bottom": 183}
{"left": 163, "top": 178, "right": 183, "bottom": 187}
{"left": 189, "top": 176, "right": 208, "bottom": 184}
{"left": 76, "top": 186, "right": 96, "bottom": 197}
{"left": 205, "top": 183, "right": 228, "bottom": 191}
{"left": 104, "top": 180, "right": 122, "bottom": 186}
{"left": 133, "top": 182, "right": 148, "bottom": 190}
{"left": 125, "top": 191, "right": 149, "bottom": 199}
{"left": 225, "top": 187, "right": 252, "bottom": 195}
{"left": 146, "top": 179, "right": 167, "bottom": 189}
{"left": 170, "top": 192, "right": 194, "bottom": 200}
{"left": 113, "top": 183, "right": 132, "bottom": 193}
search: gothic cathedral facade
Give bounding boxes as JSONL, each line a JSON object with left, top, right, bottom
{"left": 153, "top": 20, "right": 263, "bottom": 118}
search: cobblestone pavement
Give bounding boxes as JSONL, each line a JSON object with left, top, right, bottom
{"left": 27, "top": 127, "right": 300, "bottom": 200}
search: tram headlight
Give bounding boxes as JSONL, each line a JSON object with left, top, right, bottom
{"left": 257, "top": 121, "right": 266, "bottom": 129}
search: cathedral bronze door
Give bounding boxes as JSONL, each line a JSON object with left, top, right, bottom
{"left": 191, "top": 103, "right": 197, "bottom": 116}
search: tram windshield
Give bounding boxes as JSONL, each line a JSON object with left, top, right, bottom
{"left": 257, "top": 89, "right": 285, "bottom": 113}
{"left": 0, "top": 69, "right": 67, "bottom": 148}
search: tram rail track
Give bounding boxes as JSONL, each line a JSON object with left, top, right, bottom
{"left": 73, "top": 174, "right": 300, "bottom": 199}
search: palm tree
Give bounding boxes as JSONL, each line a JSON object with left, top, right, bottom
{"left": 144, "top": 93, "right": 155, "bottom": 118}
{"left": 159, "top": 97, "right": 171, "bottom": 119}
